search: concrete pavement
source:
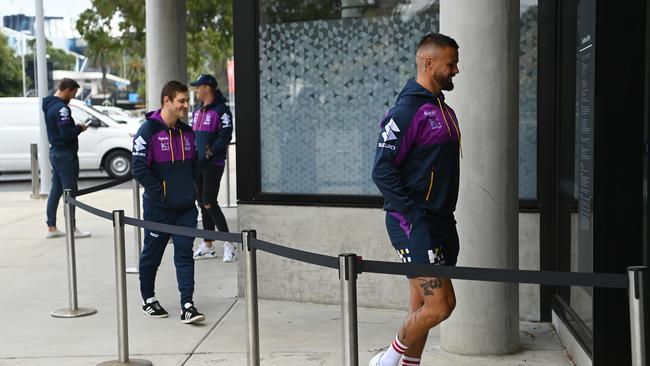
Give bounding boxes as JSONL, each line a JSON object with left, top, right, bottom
{"left": 0, "top": 185, "right": 574, "bottom": 365}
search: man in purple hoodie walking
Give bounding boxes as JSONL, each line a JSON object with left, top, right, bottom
{"left": 370, "top": 33, "right": 461, "bottom": 366}
{"left": 131, "top": 81, "right": 204, "bottom": 324}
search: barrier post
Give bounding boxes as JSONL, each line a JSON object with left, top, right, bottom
{"left": 628, "top": 266, "right": 646, "bottom": 366}
{"left": 339, "top": 253, "right": 359, "bottom": 366}
{"left": 97, "top": 210, "right": 151, "bottom": 366}
{"left": 243, "top": 230, "right": 260, "bottom": 366}
{"left": 51, "top": 190, "right": 97, "bottom": 318}
{"left": 126, "top": 181, "right": 142, "bottom": 274}
{"left": 30, "top": 143, "right": 42, "bottom": 199}
{"left": 225, "top": 153, "right": 232, "bottom": 207}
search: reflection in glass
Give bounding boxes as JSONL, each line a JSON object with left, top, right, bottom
{"left": 519, "top": 1, "right": 538, "bottom": 200}
{"left": 258, "top": 0, "right": 439, "bottom": 195}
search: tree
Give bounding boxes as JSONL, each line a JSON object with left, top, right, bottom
{"left": 186, "top": 0, "right": 233, "bottom": 91}
{"left": 76, "top": 9, "right": 121, "bottom": 94}
{"left": 26, "top": 39, "right": 77, "bottom": 71}
{"left": 0, "top": 34, "right": 24, "bottom": 97}
{"left": 76, "top": 0, "right": 234, "bottom": 97}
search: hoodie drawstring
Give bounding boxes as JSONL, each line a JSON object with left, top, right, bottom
{"left": 196, "top": 107, "right": 206, "bottom": 131}
{"left": 437, "top": 98, "right": 463, "bottom": 159}
{"left": 168, "top": 130, "right": 175, "bottom": 163}
{"left": 436, "top": 98, "right": 452, "bottom": 136}
{"left": 179, "top": 129, "right": 185, "bottom": 161}
{"left": 442, "top": 103, "right": 463, "bottom": 158}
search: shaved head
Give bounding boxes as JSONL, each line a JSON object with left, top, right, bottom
{"left": 414, "top": 33, "right": 460, "bottom": 94}
{"left": 416, "top": 32, "right": 459, "bottom": 67}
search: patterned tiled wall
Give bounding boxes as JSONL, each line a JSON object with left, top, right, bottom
{"left": 258, "top": 4, "right": 538, "bottom": 199}
{"left": 259, "top": 12, "right": 439, "bottom": 195}
{"left": 519, "top": 4, "right": 538, "bottom": 199}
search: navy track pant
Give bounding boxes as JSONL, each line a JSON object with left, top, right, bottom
{"left": 139, "top": 201, "right": 198, "bottom": 306}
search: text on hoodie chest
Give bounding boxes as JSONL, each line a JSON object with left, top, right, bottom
{"left": 151, "top": 130, "right": 195, "bottom": 163}
{"left": 192, "top": 109, "right": 220, "bottom": 132}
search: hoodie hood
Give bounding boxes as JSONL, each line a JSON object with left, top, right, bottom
{"left": 396, "top": 79, "right": 444, "bottom": 104}
{"left": 42, "top": 95, "right": 65, "bottom": 113}
{"left": 145, "top": 109, "right": 164, "bottom": 124}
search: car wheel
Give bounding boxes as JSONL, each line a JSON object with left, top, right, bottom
{"left": 104, "top": 150, "right": 132, "bottom": 178}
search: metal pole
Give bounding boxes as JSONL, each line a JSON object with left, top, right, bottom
{"left": 35, "top": 0, "right": 51, "bottom": 195}
{"left": 21, "top": 36, "right": 26, "bottom": 97}
{"left": 30, "top": 143, "right": 41, "bottom": 199}
{"left": 628, "top": 266, "right": 646, "bottom": 366}
{"left": 225, "top": 151, "right": 232, "bottom": 207}
{"left": 339, "top": 253, "right": 359, "bottom": 366}
{"left": 97, "top": 211, "right": 151, "bottom": 366}
{"left": 244, "top": 230, "right": 260, "bottom": 366}
{"left": 127, "top": 181, "right": 142, "bottom": 274}
{"left": 51, "top": 190, "right": 97, "bottom": 318}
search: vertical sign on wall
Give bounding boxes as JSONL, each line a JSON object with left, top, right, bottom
{"left": 577, "top": 0, "right": 596, "bottom": 274}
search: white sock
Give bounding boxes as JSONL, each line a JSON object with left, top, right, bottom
{"left": 145, "top": 297, "right": 157, "bottom": 305}
{"left": 401, "top": 355, "right": 421, "bottom": 365}
{"left": 380, "top": 334, "right": 408, "bottom": 366}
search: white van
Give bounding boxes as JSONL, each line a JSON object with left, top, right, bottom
{"left": 0, "top": 97, "right": 138, "bottom": 178}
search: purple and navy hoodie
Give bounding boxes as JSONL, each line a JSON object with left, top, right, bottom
{"left": 372, "top": 79, "right": 461, "bottom": 223}
{"left": 191, "top": 90, "right": 233, "bottom": 168}
{"left": 42, "top": 95, "right": 82, "bottom": 151}
{"left": 131, "top": 110, "right": 198, "bottom": 210}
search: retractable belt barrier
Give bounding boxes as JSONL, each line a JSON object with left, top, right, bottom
{"left": 66, "top": 196, "right": 241, "bottom": 243}
{"left": 76, "top": 176, "right": 132, "bottom": 196}
{"left": 55, "top": 178, "right": 646, "bottom": 366}
{"left": 248, "top": 237, "right": 628, "bottom": 288}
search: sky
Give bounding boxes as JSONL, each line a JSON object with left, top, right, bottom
{"left": 0, "top": 0, "right": 92, "bottom": 18}
{"left": 0, "top": 0, "right": 92, "bottom": 37}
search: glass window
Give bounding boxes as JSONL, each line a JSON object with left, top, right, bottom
{"left": 519, "top": 0, "right": 538, "bottom": 200}
{"left": 70, "top": 106, "right": 93, "bottom": 125}
{"left": 258, "top": 0, "right": 539, "bottom": 200}
{"left": 258, "top": 0, "right": 440, "bottom": 195}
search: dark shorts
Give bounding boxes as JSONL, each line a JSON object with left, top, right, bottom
{"left": 385, "top": 211, "right": 460, "bottom": 275}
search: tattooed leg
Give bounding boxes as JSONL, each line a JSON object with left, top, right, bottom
{"left": 397, "top": 277, "right": 456, "bottom": 347}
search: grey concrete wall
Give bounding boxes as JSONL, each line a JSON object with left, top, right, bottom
{"left": 237, "top": 205, "right": 540, "bottom": 320}
{"left": 520, "top": 213, "right": 540, "bottom": 321}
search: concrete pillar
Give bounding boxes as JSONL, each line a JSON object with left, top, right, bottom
{"left": 145, "top": 0, "right": 187, "bottom": 110}
{"left": 439, "top": 0, "right": 520, "bottom": 355}
{"left": 35, "top": 0, "right": 51, "bottom": 195}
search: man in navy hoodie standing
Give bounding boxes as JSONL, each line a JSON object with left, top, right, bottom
{"left": 188, "top": 74, "right": 235, "bottom": 262}
{"left": 42, "top": 78, "right": 91, "bottom": 239}
{"left": 131, "top": 80, "right": 204, "bottom": 324}
{"left": 370, "top": 33, "right": 461, "bottom": 366}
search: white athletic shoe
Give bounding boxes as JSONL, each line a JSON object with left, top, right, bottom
{"left": 74, "top": 228, "right": 91, "bottom": 238}
{"left": 368, "top": 350, "right": 385, "bottom": 366}
{"left": 223, "top": 241, "right": 237, "bottom": 263}
{"left": 193, "top": 242, "right": 217, "bottom": 260}
{"left": 46, "top": 229, "right": 65, "bottom": 239}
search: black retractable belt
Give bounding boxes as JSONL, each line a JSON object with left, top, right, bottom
{"left": 250, "top": 238, "right": 339, "bottom": 269}
{"left": 77, "top": 176, "right": 132, "bottom": 196}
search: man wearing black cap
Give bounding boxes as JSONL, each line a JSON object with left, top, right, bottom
{"left": 189, "top": 74, "right": 235, "bottom": 262}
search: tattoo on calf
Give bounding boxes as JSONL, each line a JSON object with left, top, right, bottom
{"left": 419, "top": 278, "right": 443, "bottom": 296}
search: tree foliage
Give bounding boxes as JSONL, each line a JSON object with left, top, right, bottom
{"left": 26, "top": 39, "right": 77, "bottom": 71}
{"left": 76, "top": 0, "right": 233, "bottom": 97}
{"left": 187, "top": 0, "right": 233, "bottom": 90}
{"left": 0, "top": 34, "right": 25, "bottom": 97}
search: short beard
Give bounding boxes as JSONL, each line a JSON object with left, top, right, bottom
{"left": 434, "top": 73, "right": 454, "bottom": 91}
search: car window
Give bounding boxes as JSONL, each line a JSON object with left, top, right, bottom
{"left": 70, "top": 105, "right": 94, "bottom": 124}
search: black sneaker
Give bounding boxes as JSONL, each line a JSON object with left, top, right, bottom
{"left": 142, "top": 300, "right": 169, "bottom": 318}
{"left": 180, "top": 303, "right": 205, "bottom": 324}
